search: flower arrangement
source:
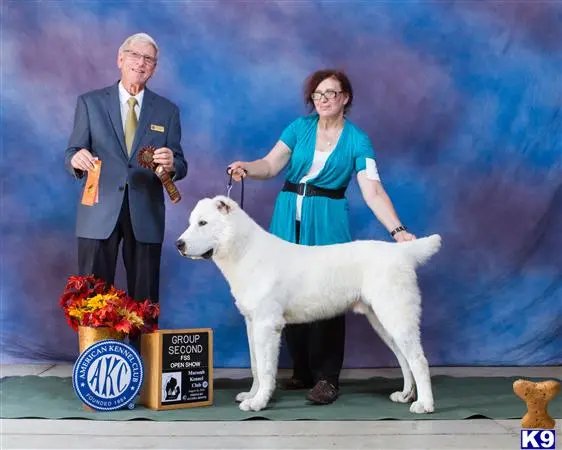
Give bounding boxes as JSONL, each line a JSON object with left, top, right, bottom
{"left": 60, "top": 275, "right": 159, "bottom": 336}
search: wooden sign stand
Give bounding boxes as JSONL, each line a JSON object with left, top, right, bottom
{"left": 140, "top": 328, "right": 213, "bottom": 410}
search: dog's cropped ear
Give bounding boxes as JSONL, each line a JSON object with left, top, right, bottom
{"left": 216, "top": 198, "right": 234, "bottom": 214}
{"left": 216, "top": 199, "right": 231, "bottom": 214}
{"left": 214, "top": 195, "right": 237, "bottom": 214}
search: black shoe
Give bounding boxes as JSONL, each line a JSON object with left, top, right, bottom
{"left": 279, "top": 377, "right": 315, "bottom": 390}
{"left": 306, "top": 380, "right": 339, "bottom": 405}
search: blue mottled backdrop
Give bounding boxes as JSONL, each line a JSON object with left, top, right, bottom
{"left": 1, "top": 1, "right": 561, "bottom": 366}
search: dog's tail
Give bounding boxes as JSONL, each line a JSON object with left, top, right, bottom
{"left": 400, "top": 234, "right": 442, "bottom": 266}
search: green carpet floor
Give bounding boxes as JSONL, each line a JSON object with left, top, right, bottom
{"left": 1, "top": 375, "right": 560, "bottom": 421}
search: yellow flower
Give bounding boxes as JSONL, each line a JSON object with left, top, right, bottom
{"left": 68, "top": 308, "right": 84, "bottom": 320}
{"left": 119, "top": 308, "right": 144, "bottom": 327}
{"left": 86, "top": 294, "right": 107, "bottom": 310}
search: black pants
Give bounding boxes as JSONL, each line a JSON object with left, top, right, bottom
{"left": 77, "top": 189, "right": 162, "bottom": 348}
{"left": 283, "top": 221, "right": 346, "bottom": 388}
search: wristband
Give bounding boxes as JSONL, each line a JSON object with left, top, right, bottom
{"left": 390, "top": 225, "right": 407, "bottom": 237}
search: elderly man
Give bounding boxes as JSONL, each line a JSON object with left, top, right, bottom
{"left": 64, "top": 33, "right": 187, "bottom": 338}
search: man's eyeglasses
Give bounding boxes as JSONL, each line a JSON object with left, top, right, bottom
{"left": 123, "top": 50, "right": 157, "bottom": 66}
{"left": 311, "top": 90, "right": 342, "bottom": 101}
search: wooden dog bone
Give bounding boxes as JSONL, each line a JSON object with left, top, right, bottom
{"left": 513, "top": 379, "right": 560, "bottom": 429}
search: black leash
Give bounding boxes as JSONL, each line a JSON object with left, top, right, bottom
{"left": 226, "top": 167, "right": 245, "bottom": 210}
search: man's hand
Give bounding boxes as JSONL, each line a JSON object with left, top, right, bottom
{"left": 70, "top": 148, "right": 96, "bottom": 172}
{"left": 153, "top": 147, "right": 175, "bottom": 172}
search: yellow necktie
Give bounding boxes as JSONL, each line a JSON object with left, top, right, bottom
{"left": 125, "top": 97, "right": 138, "bottom": 156}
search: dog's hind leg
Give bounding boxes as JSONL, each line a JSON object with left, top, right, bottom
{"left": 398, "top": 336, "right": 433, "bottom": 414}
{"left": 368, "top": 293, "right": 434, "bottom": 414}
{"left": 239, "top": 314, "right": 284, "bottom": 412}
{"left": 236, "top": 318, "right": 259, "bottom": 402}
{"left": 360, "top": 307, "right": 415, "bottom": 403}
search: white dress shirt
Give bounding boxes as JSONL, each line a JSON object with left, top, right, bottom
{"left": 296, "top": 150, "right": 333, "bottom": 220}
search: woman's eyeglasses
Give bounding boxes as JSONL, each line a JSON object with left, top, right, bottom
{"left": 311, "top": 90, "right": 342, "bottom": 101}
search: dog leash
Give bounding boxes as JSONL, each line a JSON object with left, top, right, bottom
{"left": 226, "top": 167, "right": 245, "bottom": 210}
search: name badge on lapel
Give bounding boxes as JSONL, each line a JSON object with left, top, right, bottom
{"left": 150, "top": 124, "right": 165, "bottom": 133}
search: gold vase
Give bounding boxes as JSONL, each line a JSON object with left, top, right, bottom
{"left": 78, "top": 326, "right": 125, "bottom": 354}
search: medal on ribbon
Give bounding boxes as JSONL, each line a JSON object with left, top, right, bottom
{"left": 137, "top": 146, "right": 181, "bottom": 204}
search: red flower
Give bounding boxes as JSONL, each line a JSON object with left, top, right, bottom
{"left": 65, "top": 274, "right": 95, "bottom": 292}
{"left": 115, "top": 319, "right": 133, "bottom": 334}
{"left": 60, "top": 275, "right": 159, "bottom": 335}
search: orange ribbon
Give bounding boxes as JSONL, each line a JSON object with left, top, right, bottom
{"left": 81, "top": 159, "right": 101, "bottom": 206}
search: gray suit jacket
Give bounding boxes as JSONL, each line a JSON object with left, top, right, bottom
{"left": 65, "top": 82, "right": 187, "bottom": 243}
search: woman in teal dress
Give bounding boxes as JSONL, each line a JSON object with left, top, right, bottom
{"left": 228, "top": 69, "right": 416, "bottom": 405}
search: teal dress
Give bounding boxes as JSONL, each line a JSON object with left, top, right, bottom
{"left": 269, "top": 114, "right": 376, "bottom": 245}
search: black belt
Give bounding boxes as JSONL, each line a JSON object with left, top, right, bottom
{"left": 282, "top": 180, "right": 346, "bottom": 199}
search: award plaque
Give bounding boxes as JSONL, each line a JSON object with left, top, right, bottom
{"left": 140, "top": 329, "right": 213, "bottom": 410}
{"left": 137, "top": 146, "right": 181, "bottom": 203}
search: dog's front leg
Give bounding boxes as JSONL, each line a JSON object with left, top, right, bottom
{"left": 239, "top": 315, "right": 283, "bottom": 412}
{"left": 236, "top": 317, "right": 259, "bottom": 402}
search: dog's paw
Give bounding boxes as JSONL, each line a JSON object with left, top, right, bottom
{"left": 390, "top": 389, "right": 415, "bottom": 403}
{"left": 238, "top": 399, "right": 253, "bottom": 411}
{"left": 409, "top": 400, "right": 434, "bottom": 414}
{"left": 239, "top": 397, "right": 267, "bottom": 412}
{"left": 235, "top": 392, "right": 253, "bottom": 403}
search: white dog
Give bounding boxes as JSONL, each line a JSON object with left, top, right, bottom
{"left": 176, "top": 195, "right": 441, "bottom": 413}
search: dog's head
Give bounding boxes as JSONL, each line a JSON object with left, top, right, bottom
{"left": 175, "top": 195, "right": 238, "bottom": 260}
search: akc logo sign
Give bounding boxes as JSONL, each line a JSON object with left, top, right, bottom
{"left": 73, "top": 340, "right": 143, "bottom": 411}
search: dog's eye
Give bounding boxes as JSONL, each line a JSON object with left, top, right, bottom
{"left": 198, "top": 220, "right": 207, "bottom": 227}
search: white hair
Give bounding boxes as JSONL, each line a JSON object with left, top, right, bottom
{"left": 118, "top": 33, "right": 159, "bottom": 60}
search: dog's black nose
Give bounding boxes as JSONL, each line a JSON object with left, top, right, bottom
{"left": 175, "top": 240, "right": 186, "bottom": 252}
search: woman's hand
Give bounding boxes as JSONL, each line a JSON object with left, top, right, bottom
{"left": 227, "top": 161, "right": 249, "bottom": 182}
{"left": 394, "top": 230, "right": 416, "bottom": 242}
